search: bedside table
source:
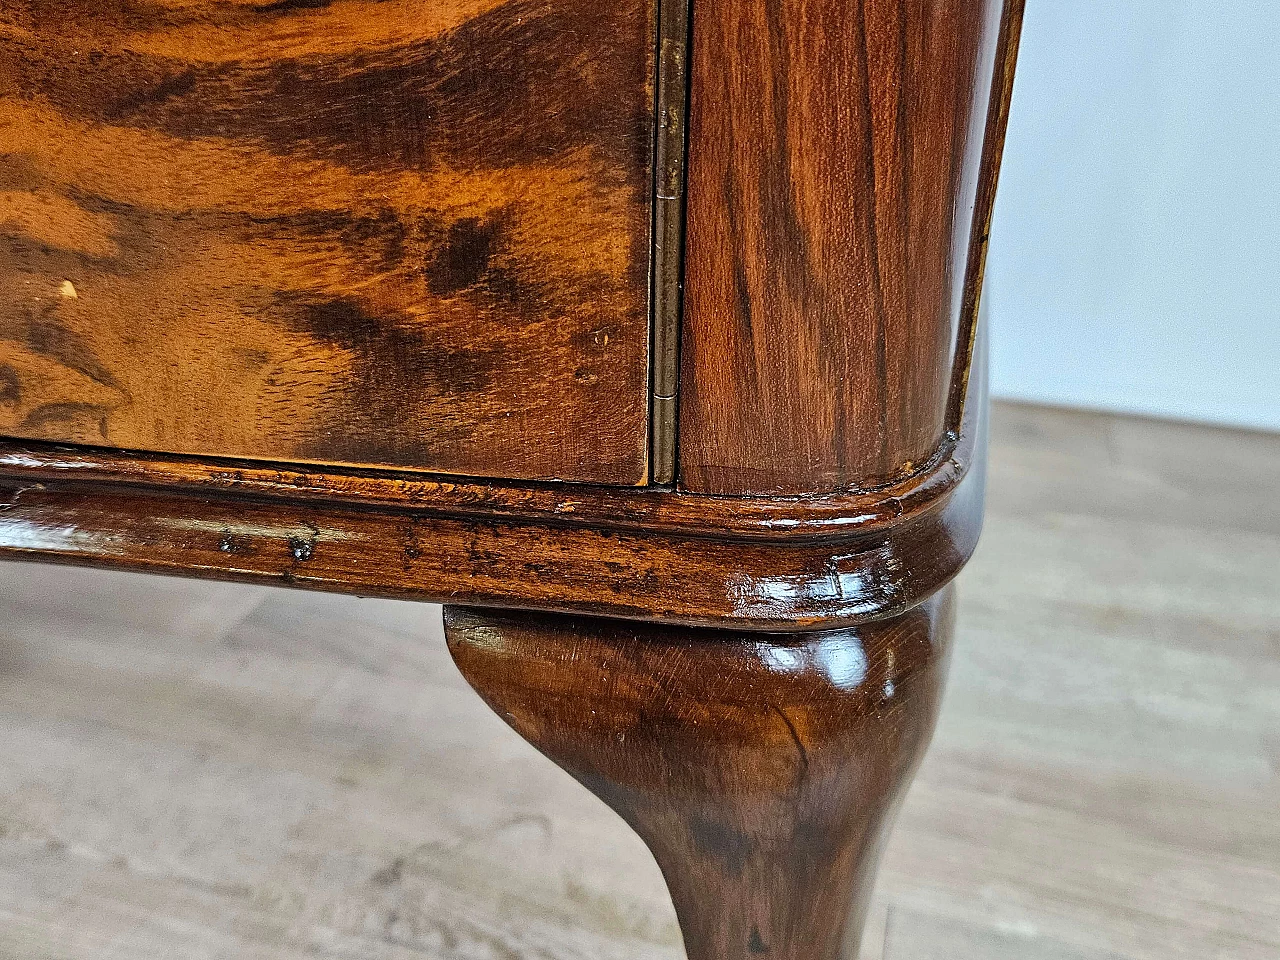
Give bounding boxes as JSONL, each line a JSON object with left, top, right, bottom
{"left": 0, "top": 0, "right": 1025, "bottom": 956}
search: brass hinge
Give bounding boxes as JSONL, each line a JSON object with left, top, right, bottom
{"left": 649, "top": 0, "right": 691, "bottom": 485}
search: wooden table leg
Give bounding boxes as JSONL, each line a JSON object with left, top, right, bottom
{"left": 444, "top": 589, "right": 955, "bottom": 960}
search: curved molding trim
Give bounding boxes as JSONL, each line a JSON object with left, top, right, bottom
{"left": 0, "top": 447, "right": 981, "bottom": 632}
{"left": 0, "top": 324, "right": 986, "bottom": 545}
{"left": 0, "top": 339, "right": 986, "bottom": 631}
{"left": 0, "top": 433, "right": 963, "bottom": 543}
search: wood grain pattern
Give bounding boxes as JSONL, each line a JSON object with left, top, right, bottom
{"left": 446, "top": 590, "right": 954, "bottom": 959}
{"left": 0, "top": 0, "right": 655, "bottom": 483}
{"left": 679, "top": 0, "right": 1020, "bottom": 494}
{"left": 0, "top": 320, "right": 988, "bottom": 539}
{"left": 0, "top": 426, "right": 968, "bottom": 538}
{"left": 0, "top": 326, "right": 990, "bottom": 629}
{"left": 0, "top": 446, "right": 981, "bottom": 629}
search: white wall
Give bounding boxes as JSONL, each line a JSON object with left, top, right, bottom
{"left": 985, "top": 0, "right": 1280, "bottom": 431}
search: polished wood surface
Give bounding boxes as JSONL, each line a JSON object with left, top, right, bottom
{"left": 0, "top": 0, "right": 655, "bottom": 483}
{"left": 2, "top": 404, "right": 1277, "bottom": 959}
{"left": 0, "top": 446, "right": 979, "bottom": 629}
{"left": 679, "top": 0, "right": 1022, "bottom": 494}
{"left": 0, "top": 420, "right": 964, "bottom": 538}
{"left": 445, "top": 591, "right": 955, "bottom": 960}
{"left": 0, "top": 331, "right": 989, "bottom": 630}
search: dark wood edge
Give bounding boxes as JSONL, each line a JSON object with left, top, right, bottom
{"left": 0, "top": 436, "right": 982, "bottom": 631}
{"left": 0, "top": 433, "right": 981, "bottom": 632}
{"left": 947, "top": 0, "right": 1026, "bottom": 432}
{"left": 0, "top": 418, "right": 965, "bottom": 544}
{"left": 0, "top": 337, "right": 977, "bottom": 545}
{"left": 0, "top": 314, "right": 982, "bottom": 542}
{"left": 0, "top": 328, "right": 987, "bottom": 631}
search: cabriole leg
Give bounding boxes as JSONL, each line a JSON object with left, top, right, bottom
{"left": 444, "top": 589, "right": 955, "bottom": 960}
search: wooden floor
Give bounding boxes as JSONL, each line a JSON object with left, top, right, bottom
{"left": 0, "top": 402, "right": 1277, "bottom": 959}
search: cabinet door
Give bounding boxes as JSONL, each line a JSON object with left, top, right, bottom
{"left": 0, "top": 0, "right": 654, "bottom": 484}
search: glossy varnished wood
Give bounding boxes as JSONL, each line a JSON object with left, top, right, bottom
{"left": 0, "top": 0, "right": 654, "bottom": 483}
{"left": 0, "top": 333, "right": 989, "bottom": 629}
{"left": 445, "top": 590, "right": 955, "bottom": 959}
{"left": 679, "top": 0, "right": 1022, "bottom": 494}
{"left": 0, "top": 426, "right": 965, "bottom": 538}
{"left": 0, "top": 447, "right": 980, "bottom": 630}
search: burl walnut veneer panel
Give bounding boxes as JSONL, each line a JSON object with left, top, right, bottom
{"left": 0, "top": 0, "right": 654, "bottom": 484}
{"left": 680, "top": 0, "right": 1011, "bottom": 494}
